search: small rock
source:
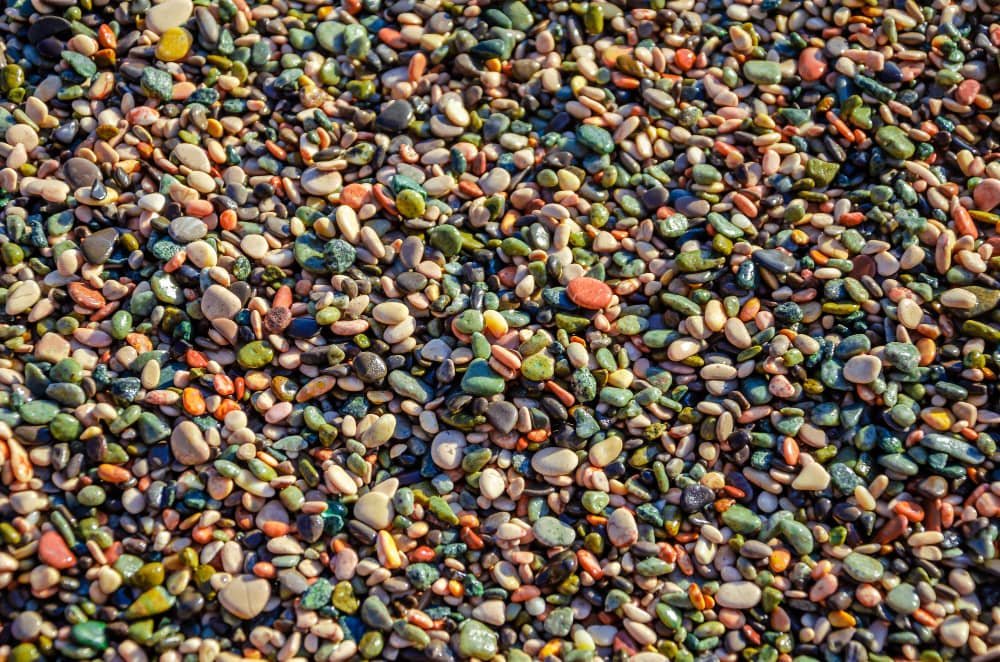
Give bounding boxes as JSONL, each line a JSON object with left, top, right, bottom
{"left": 201, "top": 284, "right": 243, "bottom": 321}
{"left": 38, "top": 531, "right": 76, "bottom": 569}
{"left": 353, "top": 490, "right": 394, "bottom": 530}
{"left": 843, "top": 355, "right": 881, "bottom": 383}
{"left": 938, "top": 615, "right": 970, "bottom": 648}
{"left": 716, "top": 581, "right": 762, "bottom": 609}
{"left": 219, "top": 575, "right": 271, "bottom": 619}
{"left": 145, "top": 0, "right": 194, "bottom": 34}
{"left": 170, "top": 420, "right": 211, "bottom": 465}
{"left": 531, "top": 447, "right": 579, "bottom": 476}
{"left": 792, "top": 462, "right": 830, "bottom": 491}
{"left": 607, "top": 507, "right": 638, "bottom": 547}
{"left": 567, "top": 277, "right": 613, "bottom": 310}
{"left": 973, "top": 178, "right": 1000, "bottom": 211}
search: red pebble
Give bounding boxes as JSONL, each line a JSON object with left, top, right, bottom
{"left": 798, "top": 47, "right": 828, "bottom": 82}
{"left": 567, "top": 277, "right": 613, "bottom": 310}
{"left": 39, "top": 531, "right": 76, "bottom": 569}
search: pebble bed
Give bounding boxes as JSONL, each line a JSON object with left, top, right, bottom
{"left": 0, "top": 0, "right": 999, "bottom": 660}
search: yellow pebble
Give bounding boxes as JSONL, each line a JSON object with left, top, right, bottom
{"left": 539, "top": 640, "right": 562, "bottom": 659}
{"left": 829, "top": 610, "right": 857, "bottom": 628}
{"left": 482, "top": 309, "right": 508, "bottom": 337}
{"left": 156, "top": 27, "right": 192, "bottom": 62}
{"left": 920, "top": 407, "right": 954, "bottom": 431}
{"left": 375, "top": 530, "right": 402, "bottom": 569}
{"left": 606, "top": 369, "right": 634, "bottom": 389}
{"left": 206, "top": 119, "right": 223, "bottom": 138}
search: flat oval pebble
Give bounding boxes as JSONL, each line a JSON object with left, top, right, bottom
{"left": 567, "top": 277, "right": 613, "bottom": 309}
{"left": 715, "top": 581, "right": 762, "bottom": 610}
{"left": 531, "top": 447, "right": 579, "bottom": 476}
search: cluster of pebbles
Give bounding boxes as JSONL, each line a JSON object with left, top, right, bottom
{"left": 1, "top": 0, "right": 999, "bottom": 660}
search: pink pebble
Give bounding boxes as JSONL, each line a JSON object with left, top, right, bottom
{"left": 955, "top": 79, "right": 980, "bottom": 106}
{"left": 973, "top": 178, "right": 1000, "bottom": 212}
{"left": 265, "top": 401, "right": 293, "bottom": 424}
{"left": 768, "top": 375, "right": 796, "bottom": 399}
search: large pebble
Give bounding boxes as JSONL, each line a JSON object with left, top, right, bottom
{"left": 531, "top": 447, "right": 579, "bottom": 476}
{"left": 219, "top": 575, "right": 271, "bottom": 619}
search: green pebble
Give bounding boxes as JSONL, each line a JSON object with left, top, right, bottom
{"left": 396, "top": 189, "right": 426, "bottom": 218}
{"left": 780, "top": 519, "right": 814, "bottom": 556}
{"left": 458, "top": 620, "right": 499, "bottom": 661}
{"left": 71, "top": 621, "right": 108, "bottom": 650}
{"left": 532, "top": 516, "right": 576, "bottom": 547}
{"left": 461, "top": 359, "right": 505, "bottom": 396}
{"left": 843, "top": 552, "right": 884, "bottom": 583}
{"left": 428, "top": 224, "right": 463, "bottom": 256}
{"left": 406, "top": 563, "right": 440, "bottom": 591}
{"left": 124, "top": 586, "right": 175, "bottom": 619}
{"left": 238, "top": 341, "right": 274, "bottom": 369}
{"left": 721, "top": 504, "right": 761, "bottom": 534}
{"left": 576, "top": 125, "right": 614, "bottom": 154}
{"left": 875, "top": 125, "right": 916, "bottom": 159}
{"left": 141, "top": 67, "right": 174, "bottom": 100}
{"left": 743, "top": 60, "right": 782, "bottom": 84}
{"left": 520, "top": 352, "right": 554, "bottom": 381}
{"left": 886, "top": 583, "right": 920, "bottom": 615}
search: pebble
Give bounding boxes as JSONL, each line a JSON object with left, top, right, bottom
{"left": 973, "top": 178, "right": 1000, "bottom": 211}
{"left": 144, "top": 0, "right": 193, "bottom": 34}
{"left": 201, "top": 284, "right": 243, "bottom": 321}
{"left": 606, "top": 508, "right": 638, "bottom": 547}
{"left": 38, "top": 531, "right": 75, "bottom": 570}
{"left": 218, "top": 575, "right": 271, "bottom": 619}
{"left": 5, "top": 281, "right": 41, "bottom": 315}
{"left": 715, "top": 582, "right": 762, "bottom": 610}
{"left": 798, "top": 47, "right": 827, "bottom": 81}
{"left": 843, "top": 355, "right": 882, "bottom": 384}
{"left": 170, "top": 420, "right": 211, "bottom": 465}
{"left": 567, "top": 277, "right": 613, "bottom": 309}
{"left": 531, "top": 447, "right": 579, "bottom": 476}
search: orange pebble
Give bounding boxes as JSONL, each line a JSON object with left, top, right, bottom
{"left": 97, "top": 464, "right": 131, "bottom": 483}
{"left": 674, "top": 48, "right": 695, "bottom": 71}
{"left": 408, "top": 52, "right": 427, "bottom": 82}
{"left": 213, "top": 399, "right": 240, "bottom": 420}
{"left": 219, "top": 208, "right": 238, "bottom": 231}
{"left": 261, "top": 520, "right": 289, "bottom": 537}
{"left": 182, "top": 388, "right": 206, "bottom": 415}
{"left": 98, "top": 24, "right": 117, "bottom": 49}
{"left": 410, "top": 546, "right": 436, "bottom": 562}
{"left": 185, "top": 199, "right": 214, "bottom": 217}
{"left": 249, "top": 562, "right": 274, "bottom": 579}
{"left": 186, "top": 348, "right": 209, "bottom": 368}
{"left": 191, "top": 526, "right": 214, "bottom": 544}
{"left": 511, "top": 585, "right": 541, "bottom": 602}
{"left": 339, "top": 183, "right": 370, "bottom": 209}
{"left": 273, "top": 285, "right": 292, "bottom": 309}
{"left": 770, "top": 549, "right": 791, "bottom": 573}
{"left": 893, "top": 500, "right": 925, "bottom": 522}
{"left": 407, "top": 610, "right": 434, "bottom": 629}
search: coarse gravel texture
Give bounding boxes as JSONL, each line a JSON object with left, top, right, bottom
{"left": 0, "top": 0, "right": 999, "bottom": 661}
